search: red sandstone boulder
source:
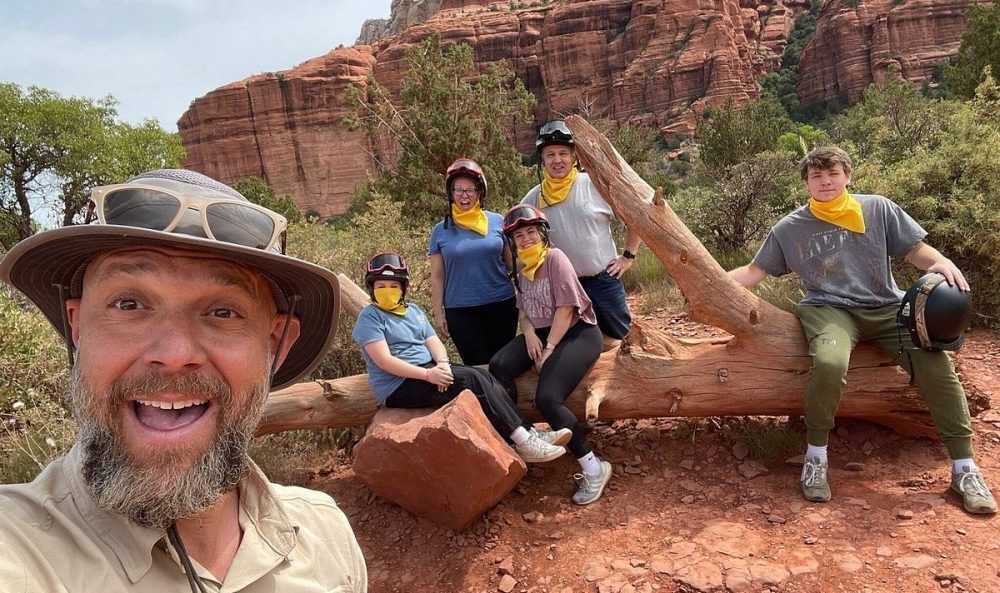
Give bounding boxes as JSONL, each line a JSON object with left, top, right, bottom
{"left": 352, "top": 390, "right": 527, "bottom": 531}
{"left": 797, "top": 0, "right": 978, "bottom": 105}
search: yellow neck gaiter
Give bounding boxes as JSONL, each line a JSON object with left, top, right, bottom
{"left": 450, "top": 203, "right": 488, "bottom": 236}
{"left": 809, "top": 191, "right": 866, "bottom": 234}
{"left": 373, "top": 287, "right": 407, "bottom": 316}
{"left": 539, "top": 167, "right": 578, "bottom": 208}
{"left": 517, "top": 242, "right": 548, "bottom": 281}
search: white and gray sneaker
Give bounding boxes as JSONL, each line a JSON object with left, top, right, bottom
{"left": 515, "top": 434, "right": 567, "bottom": 463}
{"left": 951, "top": 465, "right": 997, "bottom": 515}
{"left": 572, "top": 460, "right": 613, "bottom": 505}
{"left": 531, "top": 426, "right": 573, "bottom": 447}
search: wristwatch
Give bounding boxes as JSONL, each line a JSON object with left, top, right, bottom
{"left": 622, "top": 250, "right": 636, "bottom": 259}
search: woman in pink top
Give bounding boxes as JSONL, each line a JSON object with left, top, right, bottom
{"left": 489, "top": 205, "right": 612, "bottom": 505}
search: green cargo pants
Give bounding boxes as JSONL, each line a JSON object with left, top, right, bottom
{"left": 798, "top": 303, "right": 974, "bottom": 459}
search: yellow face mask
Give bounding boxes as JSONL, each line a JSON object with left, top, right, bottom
{"left": 451, "top": 203, "right": 488, "bottom": 236}
{"left": 539, "top": 166, "right": 578, "bottom": 208}
{"left": 517, "top": 241, "right": 548, "bottom": 281}
{"left": 373, "top": 286, "right": 406, "bottom": 315}
{"left": 809, "top": 190, "right": 866, "bottom": 234}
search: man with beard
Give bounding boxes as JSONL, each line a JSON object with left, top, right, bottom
{"left": 0, "top": 170, "right": 367, "bottom": 592}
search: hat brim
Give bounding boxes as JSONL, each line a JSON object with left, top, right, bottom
{"left": 0, "top": 225, "right": 340, "bottom": 391}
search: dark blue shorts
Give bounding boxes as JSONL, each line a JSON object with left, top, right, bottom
{"left": 578, "top": 271, "right": 631, "bottom": 339}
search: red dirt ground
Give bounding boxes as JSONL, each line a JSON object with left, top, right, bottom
{"left": 302, "top": 313, "right": 1000, "bottom": 593}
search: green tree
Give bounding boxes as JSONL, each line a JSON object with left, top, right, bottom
{"left": 345, "top": 35, "right": 536, "bottom": 224}
{"left": 0, "top": 83, "right": 185, "bottom": 248}
{"left": 840, "top": 72, "right": 1000, "bottom": 323}
{"left": 674, "top": 97, "right": 799, "bottom": 252}
{"left": 233, "top": 176, "right": 303, "bottom": 223}
{"left": 696, "top": 97, "right": 794, "bottom": 171}
{"left": 833, "top": 76, "right": 957, "bottom": 163}
{"left": 944, "top": 4, "right": 1000, "bottom": 99}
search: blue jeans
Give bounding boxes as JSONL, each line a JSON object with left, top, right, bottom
{"left": 578, "top": 271, "right": 631, "bottom": 339}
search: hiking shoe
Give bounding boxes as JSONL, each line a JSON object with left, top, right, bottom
{"left": 531, "top": 426, "right": 572, "bottom": 447}
{"left": 800, "top": 456, "right": 831, "bottom": 502}
{"left": 951, "top": 465, "right": 997, "bottom": 515}
{"left": 572, "top": 460, "right": 613, "bottom": 505}
{"left": 515, "top": 434, "right": 567, "bottom": 463}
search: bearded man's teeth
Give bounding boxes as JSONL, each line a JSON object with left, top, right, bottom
{"left": 135, "top": 399, "right": 208, "bottom": 410}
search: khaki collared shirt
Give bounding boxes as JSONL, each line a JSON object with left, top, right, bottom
{"left": 0, "top": 445, "right": 367, "bottom": 592}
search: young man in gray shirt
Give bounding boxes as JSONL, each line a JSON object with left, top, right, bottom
{"left": 729, "top": 146, "right": 995, "bottom": 515}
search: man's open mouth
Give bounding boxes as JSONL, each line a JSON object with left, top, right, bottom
{"left": 133, "top": 399, "right": 210, "bottom": 431}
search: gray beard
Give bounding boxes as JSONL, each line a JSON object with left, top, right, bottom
{"left": 70, "top": 365, "right": 270, "bottom": 530}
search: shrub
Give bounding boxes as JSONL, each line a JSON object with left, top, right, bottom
{"left": 1, "top": 289, "right": 73, "bottom": 484}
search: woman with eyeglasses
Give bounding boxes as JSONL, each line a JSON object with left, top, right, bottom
{"left": 489, "top": 206, "right": 612, "bottom": 505}
{"left": 427, "top": 159, "right": 518, "bottom": 365}
{"left": 352, "top": 252, "right": 572, "bottom": 465}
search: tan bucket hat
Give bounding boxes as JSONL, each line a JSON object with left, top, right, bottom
{"left": 0, "top": 169, "right": 339, "bottom": 391}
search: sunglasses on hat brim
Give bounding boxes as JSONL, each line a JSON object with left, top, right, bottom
{"left": 85, "top": 183, "right": 288, "bottom": 253}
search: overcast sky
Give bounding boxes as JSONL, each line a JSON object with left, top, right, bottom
{"left": 1, "top": 0, "right": 393, "bottom": 132}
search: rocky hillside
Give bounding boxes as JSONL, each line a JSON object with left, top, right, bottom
{"left": 177, "top": 0, "right": 978, "bottom": 217}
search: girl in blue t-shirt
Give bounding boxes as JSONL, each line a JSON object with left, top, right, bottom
{"left": 428, "top": 159, "right": 518, "bottom": 365}
{"left": 352, "top": 252, "right": 571, "bottom": 464}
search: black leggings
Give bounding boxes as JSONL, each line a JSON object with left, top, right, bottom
{"left": 489, "top": 322, "right": 603, "bottom": 458}
{"left": 384, "top": 363, "right": 527, "bottom": 440}
{"left": 445, "top": 297, "right": 519, "bottom": 365}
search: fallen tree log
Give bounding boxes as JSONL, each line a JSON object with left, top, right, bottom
{"left": 258, "top": 116, "right": 980, "bottom": 440}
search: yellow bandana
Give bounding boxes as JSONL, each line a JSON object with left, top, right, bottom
{"left": 517, "top": 242, "right": 548, "bottom": 281}
{"left": 373, "top": 287, "right": 407, "bottom": 316}
{"left": 451, "top": 203, "right": 488, "bottom": 236}
{"left": 539, "top": 167, "right": 578, "bottom": 208}
{"left": 809, "top": 191, "right": 866, "bottom": 234}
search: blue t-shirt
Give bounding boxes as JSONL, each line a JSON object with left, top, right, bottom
{"left": 428, "top": 211, "right": 515, "bottom": 308}
{"left": 352, "top": 303, "right": 435, "bottom": 404}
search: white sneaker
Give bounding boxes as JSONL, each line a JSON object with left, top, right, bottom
{"left": 530, "top": 426, "right": 572, "bottom": 447}
{"left": 572, "top": 460, "right": 613, "bottom": 505}
{"left": 515, "top": 434, "right": 567, "bottom": 463}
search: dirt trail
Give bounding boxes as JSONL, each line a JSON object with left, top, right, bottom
{"left": 306, "top": 320, "right": 1000, "bottom": 593}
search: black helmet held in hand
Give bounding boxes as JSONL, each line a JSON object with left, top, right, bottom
{"left": 897, "top": 273, "right": 972, "bottom": 351}
{"left": 535, "top": 120, "right": 574, "bottom": 151}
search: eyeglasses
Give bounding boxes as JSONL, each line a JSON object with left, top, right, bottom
{"left": 86, "top": 183, "right": 288, "bottom": 252}
{"left": 366, "top": 252, "right": 408, "bottom": 275}
{"left": 451, "top": 188, "right": 479, "bottom": 197}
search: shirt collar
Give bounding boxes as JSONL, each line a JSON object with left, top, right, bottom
{"left": 63, "top": 445, "right": 298, "bottom": 584}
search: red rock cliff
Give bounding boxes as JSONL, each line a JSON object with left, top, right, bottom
{"left": 178, "top": 0, "right": 969, "bottom": 217}
{"left": 796, "top": 0, "right": 982, "bottom": 104}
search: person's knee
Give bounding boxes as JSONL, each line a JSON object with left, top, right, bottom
{"left": 810, "top": 342, "right": 850, "bottom": 379}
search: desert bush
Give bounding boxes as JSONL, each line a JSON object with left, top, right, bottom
{"left": 837, "top": 73, "right": 1000, "bottom": 324}
{"left": 1, "top": 289, "right": 74, "bottom": 484}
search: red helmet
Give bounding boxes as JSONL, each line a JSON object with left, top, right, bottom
{"left": 502, "top": 204, "right": 550, "bottom": 243}
{"left": 445, "top": 158, "right": 488, "bottom": 204}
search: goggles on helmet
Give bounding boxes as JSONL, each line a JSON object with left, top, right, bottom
{"left": 366, "top": 252, "right": 408, "bottom": 276}
{"left": 446, "top": 159, "right": 485, "bottom": 179}
{"left": 536, "top": 120, "right": 574, "bottom": 150}
{"left": 502, "top": 204, "right": 549, "bottom": 235}
{"left": 86, "top": 183, "right": 288, "bottom": 253}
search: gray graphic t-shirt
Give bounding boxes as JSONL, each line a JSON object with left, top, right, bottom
{"left": 752, "top": 194, "right": 926, "bottom": 308}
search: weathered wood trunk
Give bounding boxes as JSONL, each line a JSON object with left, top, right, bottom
{"left": 257, "top": 116, "right": 964, "bottom": 440}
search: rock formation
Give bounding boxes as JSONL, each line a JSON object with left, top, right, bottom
{"left": 352, "top": 391, "right": 526, "bottom": 531}
{"left": 796, "top": 0, "right": 980, "bottom": 104}
{"left": 178, "top": 0, "right": 974, "bottom": 217}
